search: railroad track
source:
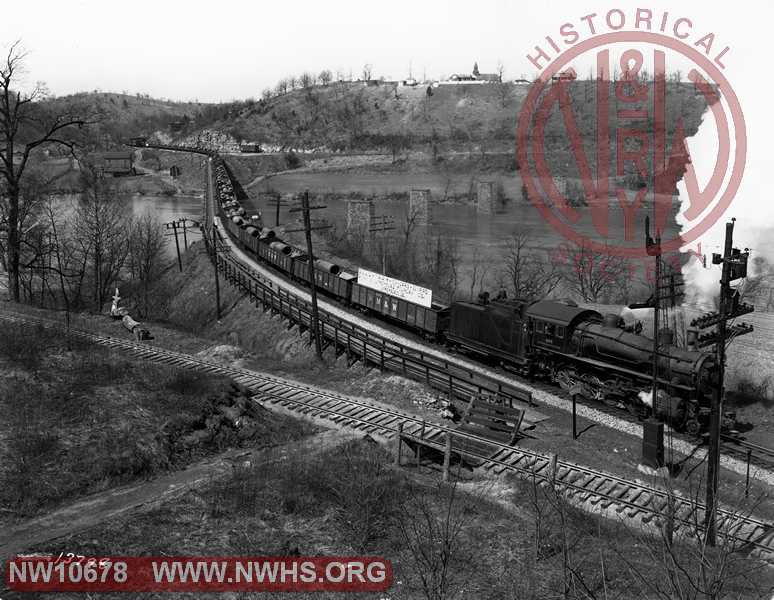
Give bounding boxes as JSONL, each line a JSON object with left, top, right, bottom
{"left": 721, "top": 435, "right": 774, "bottom": 471}
{"left": 522, "top": 373, "right": 774, "bottom": 473}
{"left": 1, "top": 311, "right": 772, "bottom": 555}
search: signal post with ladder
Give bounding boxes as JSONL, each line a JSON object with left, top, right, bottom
{"left": 690, "top": 219, "right": 753, "bottom": 546}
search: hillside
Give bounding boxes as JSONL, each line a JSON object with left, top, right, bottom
{"left": 192, "top": 80, "right": 707, "bottom": 165}
{"left": 40, "top": 92, "right": 227, "bottom": 151}
{"left": 198, "top": 82, "right": 527, "bottom": 154}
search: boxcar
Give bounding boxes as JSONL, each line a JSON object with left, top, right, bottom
{"left": 350, "top": 282, "right": 449, "bottom": 338}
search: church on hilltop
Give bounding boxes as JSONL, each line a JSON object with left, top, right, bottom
{"left": 445, "top": 62, "right": 502, "bottom": 84}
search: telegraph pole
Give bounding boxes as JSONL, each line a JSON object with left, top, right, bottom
{"left": 268, "top": 192, "right": 290, "bottom": 227}
{"left": 287, "top": 191, "right": 330, "bottom": 360}
{"left": 645, "top": 217, "right": 661, "bottom": 405}
{"left": 164, "top": 218, "right": 200, "bottom": 270}
{"left": 211, "top": 223, "right": 222, "bottom": 321}
{"left": 369, "top": 214, "right": 395, "bottom": 274}
{"left": 165, "top": 220, "right": 183, "bottom": 272}
{"left": 690, "top": 219, "right": 753, "bottom": 546}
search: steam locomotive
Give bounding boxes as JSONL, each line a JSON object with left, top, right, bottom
{"left": 446, "top": 298, "right": 720, "bottom": 435}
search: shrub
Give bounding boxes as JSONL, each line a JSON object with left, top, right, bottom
{"left": 202, "top": 439, "right": 403, "bottom": 551}
{"left": 284, "top": 151, "right": 301, "bottom": 169}
{"left": 318, "top": 441, "right": 404, "bottom": 551}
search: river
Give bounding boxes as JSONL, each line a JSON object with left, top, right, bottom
{"left": 52, "top": 193, "right": 205, "bottom": 260}
{"left": 245, "top": 171, "right": 681, "bottom": 298}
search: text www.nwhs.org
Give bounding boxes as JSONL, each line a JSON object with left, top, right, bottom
{"left": 5, "top": 557, "right": 393, "bottom": 592}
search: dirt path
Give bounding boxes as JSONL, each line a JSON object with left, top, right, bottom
{"left": 0, "top": 429, "right": 354, "bottom": 559}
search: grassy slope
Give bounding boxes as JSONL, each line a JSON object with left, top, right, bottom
{"left": 203, "top": 82, "right": 524, "bottom": 152}
{"left": 48, "top": 92, "right": 211, "bottom": 139}
{"left": 0, "top": 318, "right": 313, "bottom": 525}
{"left": 203, "top": 81, "right": 706, "bottom": 160}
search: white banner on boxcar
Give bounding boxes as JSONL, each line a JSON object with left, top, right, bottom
{"left": 357, "top": 268, "right": 432, "bottom": 308}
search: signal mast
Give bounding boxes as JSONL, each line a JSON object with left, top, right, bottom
{"left": 689, "top": 218, "right": 754, "bottom": 546}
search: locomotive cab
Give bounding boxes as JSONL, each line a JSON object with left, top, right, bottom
{"left": 526, "top": 301, "right": 602, "bottom": 355}
{"left": 531, "top": 320, "right": 567, "bottom": 351}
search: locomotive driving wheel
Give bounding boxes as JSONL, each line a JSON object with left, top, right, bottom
{"left": 582, "top": 374, "right": 605, "bottom": 402}
{"left": 684, "top": 419, "right": 701, "bottom": 436}
{"left": 555, "top": 367, "right": 578, "bottom": 391}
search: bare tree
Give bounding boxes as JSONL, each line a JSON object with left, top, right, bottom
{"left": 39, "top": 198, "right": 67, "bottom": 291}
{"left": 466, "top": 247, "right": 491, "bottom": 301}
{"left": 299, "top": 72, "right": 314, "bottom": 89}
{"left": 0, "top": 164, "right": 52, "bottom": 302}
{"left": 496, "top": 80, "right": 511, "bottom": 108}
{"left": 127, "top": 211, "right": 166, "bottom": 317}
{"left": 400, "top": 202, "right": 424, "bottom": 249}
{"left": 72, "top": 167, "right": 131, "bottom": 311}
{"left": 615, "top": 479, "right": 773, "bottom": 600}
{"left": 523, "top": 461, "right": 609, "bottom": 599}
{"left": 502, "top": 229, "right": 561, "bottom": 301}
{"left": 0, "top": 41, "right": 89, "bottom": 301}
{"left": 362, "top": 64, "right": 373, "bottom": 81}
{"left": 318, "top": 69, "right": 333, "bottom": 86}
{"left": 421, "top": 236, "right": 459, "bottom": 302}
{"left": 560, "top": 242, "right": 631, "bottom": 303}
{"left": 395, "top": 480, "right": 474, "bottom": 600}
{"left": 388, "top": 133, "right": 410, "bottom": 163}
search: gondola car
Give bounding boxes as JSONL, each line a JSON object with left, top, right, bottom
{"left": 256, "top": 240, "right": 293, "bottom": 274}
{"left": 350, "top": 282, "right": 449, "bottom": 340}
{"left": 291, "top": 258, "right": 346, "bottom": 297}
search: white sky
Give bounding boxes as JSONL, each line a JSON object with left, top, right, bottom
{"left": 2, "top": 0, "right": 766, "bottom": 102}
{"left": 3, "top": 0, "right": 772, "bottom": 255}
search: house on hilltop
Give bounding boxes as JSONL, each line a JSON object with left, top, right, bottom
{"left": 448, "top": 73, "right": 477, "bottom": 82}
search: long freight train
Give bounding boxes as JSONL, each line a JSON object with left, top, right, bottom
{"left": 128, "top": 140, "right": 724, "bottom": 435}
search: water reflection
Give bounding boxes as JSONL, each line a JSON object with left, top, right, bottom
{"left": 248, "top": 172, "right": 680, "bottom": 260}
{"left": 51, "top": 193, "right": 204, "bottom": 259}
